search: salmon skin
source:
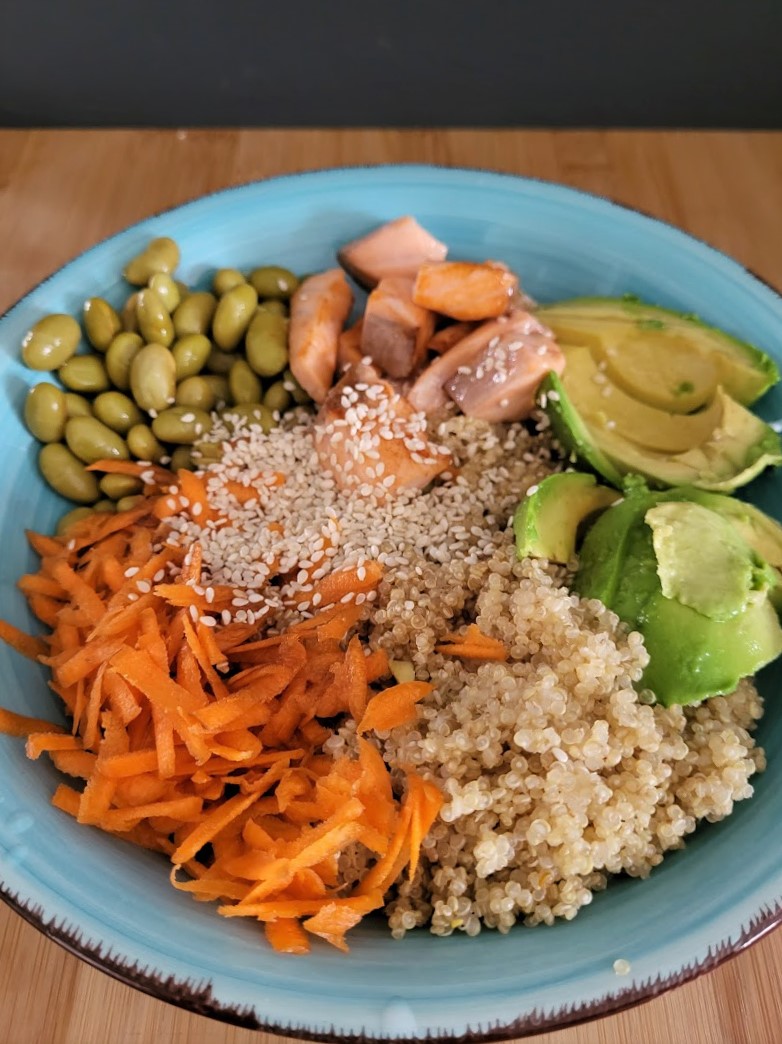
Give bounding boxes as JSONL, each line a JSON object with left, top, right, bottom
{"left": 288, "top": 269, "right": 354, "bottom": 403}
{"left": 408, "top": 310, "right": 564, "bottom": 421}
{"left": 412, "top": 261, "right": 518, "bottom": 321}
{"left": 313, "top": 363, "right": 453, "bottom": 495}
{"left": 360, "top": 277, "right": 435, "bottom": 378}
{"left": 338, "top": 216, "right": 448, "bottom": 290}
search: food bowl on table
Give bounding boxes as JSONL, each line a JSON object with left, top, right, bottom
{"left": 1, "top": 166, "right": 782, "bottom": 1040}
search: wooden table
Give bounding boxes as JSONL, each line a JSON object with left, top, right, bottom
{"left": 1, "top": 129, "right": 782, "bottom": 1044}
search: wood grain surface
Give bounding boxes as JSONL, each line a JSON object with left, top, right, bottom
{"left": 1, "top": 129, "right": 781, "bottom": 1044}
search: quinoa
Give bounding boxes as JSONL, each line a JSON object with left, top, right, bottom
{"left": 164, "top": 403, "right": 765, "bottom": 939}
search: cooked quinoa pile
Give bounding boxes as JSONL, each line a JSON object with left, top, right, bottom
{"left": 167, "top": 403, "right": 766, "bottom": 939}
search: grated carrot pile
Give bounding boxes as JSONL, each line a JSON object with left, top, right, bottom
{"left": 0, "top": 482, "right": 444, "bottom": 954}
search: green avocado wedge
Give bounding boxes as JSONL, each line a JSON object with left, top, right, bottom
{"left": 537, "top": 296, "right": 779, "bottom": 410}
{"left": 513, "top": 472, "right": 619, "bottom": 564}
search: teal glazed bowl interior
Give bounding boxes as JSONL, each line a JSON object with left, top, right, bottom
{"left": 1, "top": 166, "right": 782, "bottom": 1040}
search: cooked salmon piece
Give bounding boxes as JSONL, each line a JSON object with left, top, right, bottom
{"left": 360, "top": 277, "right": 436, "bottom": 379}
{"left": 288, "top": 269, "right": 354, "bottom": 402}
{"left": 408, "top": 310, "right": 563, "bottom": 421}
{"left": 313, "top": 363, "right": 453, "bottom": 495}
{"left": 337, "top": 318, "right": 364, "bottom": 373}
{"left": 412, "top": 261, "right": 518, "bottom": 321}
{"left": 427, "top": 321, "right": 477, "bottom": 355}
{"left": 338, "top": 216, "right": 448, "bottom": 290}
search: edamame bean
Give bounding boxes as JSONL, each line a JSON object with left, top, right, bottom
{"left": 83, "top": 298, "right": 121, "bottom": 351}
{"left": 212, "top": 268, "right": 246, "bottom": 296}
{"left": 24, "top": 383, "right": 67, "bottom": 443}
{"left": 174, "top": 280, "right": 190, "bottom": 300}
{"left": 206, "top": 345, "right": 235, "bottom": 375}
{"left": 229, "top": 358, "right": 262, "bottom": 404}
{"left": 258, "top": 298, "right": 287, "bottom": 317}
{"left": 137, "top": 288, "right": 175, "bottom": 347}
{"left": 39, "top": 443, "right": 100, "bottom": 504}
{"left": 130, "top": 343, "right": 176, "bottom": 413}
{"left": 263, "top": 380, "right": 292, "bottom": 414}
{"left": 123, "top": 237, "right": 180, "bottom": 286}
{"left": 106, "top": 332, "right": 144, "bottom": 390}
{"left": 152, "top": 406, "right": 212, "bottom": 444}
{"left": 212, "top": 284, "right": 257, "bottom": 350}
{"left": 283, "top": 368, "right": 311, "bottom": 404}
{"left": 169, "top": 446, "right": 195, "bottom": 471}
{"left": 173, "top": 291, "right": 217, "bottom": 337}
{"left": 22, "top": 314, "right": 81, "bottom": 371}
{"left": 64, "top": 393, "right": 93, "bottom": 418}
{"left": 93, "top": 499, "right": 116, "bottom": 513}
{"left": 127, "top": 423, "right": 166, "bottom": 462}
{"left": 148, "top": 272, "right": 181, "bottom": 312}
{"left": 201, "top": 375, "right": 230, "bottom": 407}
{"left": 175, "top": 376, "right": 217, "bottom": 411}
{"left": 249, "top": 265, "right": 299, "bottom": 300}
{"left": 220, "top": 402, "right": 275, "bottom": 434}
{"left": 116, "top": 495, "right": 144, "bottom": 511}
{"left": 65, "top": 416, "right": 130, "bottom": 464}
{"left": 193, "top": 440, "right": 223, "bottom": 464}
{"left": 172, "top": 334, "right": 211, "bottom": 379}
{"left": 58, "top": 355, "right": 111, "bottom": 393}
{"left": 121, "top": 292, "right": 140, "bottom": 332}
{"left": 93, "top": 391, "right": 144, "bottom": 434}
{"left": 56, "top": 506, "right": 95, "bottom": 536}
{"left": 99, "top": 473, "right": 143, "bottom": 500}
{"left": 245, "top": 309, "right": 288, "bottom": 377}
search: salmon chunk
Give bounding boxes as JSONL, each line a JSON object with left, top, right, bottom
{"left": 427, "top": 321, "right": 477, "bottom": 355}
{"left": 313, "top": 363, "right": 453, "bottom": 495}
{"left": 338, "top": 216, "right": 448, "bottom": 290}
{"left": 289, "top": 269, "right": 354, "bottom": 403}
{"left": 337, "top": 318, "right": 364, "bottom": 373}
{"left": 412, "top": 261, "right": 518, "bottom": 321}
{"left": 360, "top": 277, "right": 436, "bottom": 378}
{"left": 408, "top": 311, "right": 564, "bottom": 421}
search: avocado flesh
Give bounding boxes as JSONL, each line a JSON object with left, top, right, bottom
{"left": 538, "top": 297, "right": 779, "bottom": 409}
{"left": 513, "top": 472, "right": 619, "bottom": 564}
{"left": 574, "top": 485, "right": 782, "bottom": 706}
{"left": 537, "top": 372, "right": 624, "bottom": 487}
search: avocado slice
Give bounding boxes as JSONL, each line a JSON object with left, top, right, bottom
{"left": 537, "top": 372, "right": 624, "bottom": 487}
{"left": 513, "top": 472, "right": 619, "bottom": 564}
{"left": 574, "top": 484, "right": 782, "bottom": 706}
{"left": 538, "top": 296, "right": 778, "bottom": 410}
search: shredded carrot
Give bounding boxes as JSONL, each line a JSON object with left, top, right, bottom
{"left": 26, "top": 732, "right": 81, "bottom": 760}
{"left": 292, "top": 562, "right": 383, "bottom": 608}
{"left": 265, "top": 918, "right": 311, "bottom": 954}
{"left": 0, "top": 707, "right": 65, "bottom": 737}
{"left": 357, "top": 682, "right": 433, "bottom": 735}
{"left": 435, "top": 623, "right": 509, "bottom": 661}
{"left": 0, "top": 619, "right": 48, "bottom": 661}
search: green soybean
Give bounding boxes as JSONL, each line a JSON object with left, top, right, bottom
{"left": 220, "top": 402, "right": 275, "bottom": 434}
{"left": 24, "top": 383, "right": 67, "bottom": 443}
{"left": 93, "top": 499, "right": 116, "bottom": 513}
{"left": 172, "top": 334, "right": 211, "bottom": 379}
{"left": 229, "top": 358, "right": 262, "bottom": 404}
{"left": 258, "top": 298, "right": 288, "bottom": 317}
{"left": 123, "top": 237, "right": 180, "bottom": 286}
{"left": 249, "top": 265, "right": 299, "bottom": 300}
{"left": 283, "top": 368, "right": 311, "bottom": 404}
{"left": 193, "top": 440, "right": 223, "bottom": 465}
{"left": 201, "top": 375, "right": 230, "bottom": 407}
{"left": 152, "top": 406, "right": 212, "bottom": 444}
{"left": 105, "top": 332, "right": 144, "bottom": 390}
{"left": 206, "top": 345, "right": 235, "bottom": 375}
{"left": 263, "top": 380, "right": 293, "bottom": 415}
{"left": 93, "top": 391, "right": 144, "bottom": 434}
{"left": 116, "top": 495, "right": 144, "bottom": 511}
{"left": 130, "top": 343, "right": 176, "bottom": 413}
{"left": 59, "top": 355, "right": 111, "bottom": 393}
{"left": 83, "top": 298, "right": 121, "bottom": 351}
{"left": 64, "top": 393, "right": 93, "bottom": 419}
{"left": 173, "top": 291, "right": 217, "bottom": 337}
{"left": 22, "top": 314, "right": 81, "bottom": 371}
{"left": 65, "top": 416, "right": 130, "bottom": 464}
{"left": 212, "top": 283, "right": 257, "bottom": 350}
{"left": 245, "top": 309, "right": 288, "bottom": 377}
{"left": 148, "top": 272, "right": 181, "bottom": 312}
{"left": 212, "top": 268, "right": 246, "bottom": 296}
{"left": 99, "top": 473, "right": 143, "bottom": 500}
{"left": 127, "top": 423, "right": 166, "bottom": 462}
{"left": 137, "top": 288, "right": 175, "bottom": 347}
{"left": 169, "top": 446, "right": 195, "bottom": 471}
{"left": 121, "top": 292, "right": 140, "bottom": 332}
{"left": 39, "top": 443, "right": 100, "bottom": 504}
{"left": 175, "top": 376, "right": 217, "bottom": 411}
{"left": 56, "top": 506, "right": 95, "bottom": 536}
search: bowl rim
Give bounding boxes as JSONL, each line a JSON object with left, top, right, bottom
{"left": 2, "top": 161, "right": 781, "bottom": 1040}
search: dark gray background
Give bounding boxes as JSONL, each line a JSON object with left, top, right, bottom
{"left": 2, "top": 0, "right": 781, "bottom": 128}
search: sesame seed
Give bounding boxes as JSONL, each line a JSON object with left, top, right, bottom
{"left": 199, "top": 615, "right": 216, "bottom": 627}
{"left": 124, "top": 567, "right": 140, "bottom": 578}
{"left": 136, "top": 580, "right": 151, "bottom": 594}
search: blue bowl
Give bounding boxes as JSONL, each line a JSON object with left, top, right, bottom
{"left": 1, "top": 166, "right": 781, "bottom": 1040}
